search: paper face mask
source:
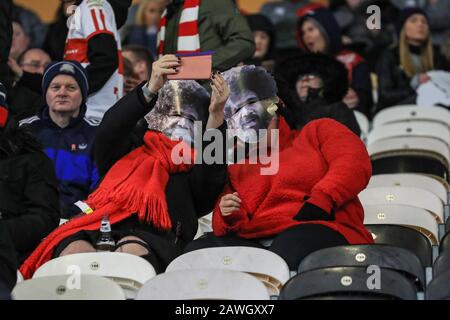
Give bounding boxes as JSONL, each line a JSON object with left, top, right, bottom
{"left": 145, "top": 80, "right": 210, "bottom": 144}
{"left": 222, "top": 65, "right": 278, "bottom": 143}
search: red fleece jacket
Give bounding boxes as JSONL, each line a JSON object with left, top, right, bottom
{"left": 213, "top": 117, "right": 374, "bottom": 244}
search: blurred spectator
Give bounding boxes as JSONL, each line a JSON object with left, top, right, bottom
{"left": 333, "top": 0, "right": 397, "bottom": 70}
{"left": 0, "top": 0, "right": 13, "bottom": 90}
{"left": 9, "top": 21, "right": 30, "bottom": 61}
{"left": 158, "top": 0, "right": 255, "bottom": 71}
{"left": 124, "top": 0, "right": 167, "bottom": 57}
{"left": 260, "top": 0, "right": 308, "bottom": 57}
{"left": 6, "top": 48, "right": 50, "bottom": 121}
{"left": 0, "top": 82, "right": 60, "bottom": 265}
{"left": 123, "top": 45, "right": 154, "bottom": 81}
{"left": 43, "top": 1, "right": 70, "bottom": 61}
{"left": 275, "top": 53, "right": 361, "bottom": 136}
{"left": 244, "top": 14, "right": 277, "bottom": 73}
{"left": 64, "top": 0, "right": 132, "bottom": 122}
{"left": 375, "top": 7, "right": 450, "bottom": 111}
{"left": 391, "top": 0, "right": 450, "bottom": 46}
{"left": 12, "top": 3, "right": 48, "bottom": 49}
{"left": 18, "top": 49, "right": 52, "bottom": 75}
{"left": 20, "top": 61, "right": 99, "bottom": 219}
{"left": 297, "top": 7, "right": 373, "bottom": 118}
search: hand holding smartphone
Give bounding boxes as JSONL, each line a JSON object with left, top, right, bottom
{"left": 167, "top": 51, "right": 214, "bottom": 80}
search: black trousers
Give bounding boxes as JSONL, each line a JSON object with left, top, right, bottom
{"left": 185, "top": 224, "right": 349, "bottom": 270}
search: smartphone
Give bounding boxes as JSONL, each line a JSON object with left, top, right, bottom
{"left": 167, "top": 51, "right": 214, "bottom": 80}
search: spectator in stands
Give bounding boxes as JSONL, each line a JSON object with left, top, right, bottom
{"left": 0, "top": 0, "right": 13, "bottom": 90}
{"left": 0, "top": 83, "right": 60, "bottom": 265}
{"left": 333, "top": 0, "right": 397, "bottom": 71}
{"left": 297, "top": 7, "right": 373, "bottom": 119}
{"left": 20, "top": 55, "right": 229, "bottom": 279}
{"left": 0, "top": 223, "right": 16, "bottom": 299}
{"left": 20, "top": 61, "right": 99, "bottom": 219}
{"left": 122, "top": 45, "right": 154, "bottom": 82}
{"left": 6, "top": 48, "right": 50, "bottom": 121}
{"left": 275, "top": 53, "right": 361, "bottom": 136}
{"left": 375, "top": 7, "right": 450, "bottom": 111}
{"left": 244, "top": 14, "right": 277, "bottom": 73}
{"left": 124, "top": 0, "right": 167, "bottom": 58}
{"left": 12, "top": 3, "right": 47, "bottom": 49}
{"left": 43, "top": 1, "right": 70, "bottom": 61}
{"left": 158, "top": 0, "right": 255, "bottom": 71}
{"left": 9, "top": 21, "right": 30, "bottom": 62}
{"left": 64, "top": 0, "right": 132, "bottom": 122}
{"left": 185, "top": 66, "right": 373, "bottom": 270}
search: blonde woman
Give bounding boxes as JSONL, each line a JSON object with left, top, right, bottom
{"left": 126, "top": 0, "right": 168, "bottom": 57}
{"left": 375, "top": 7, "right": 450, "bottom": 112}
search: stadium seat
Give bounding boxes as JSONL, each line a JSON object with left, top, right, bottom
{"left": 359, "top": 186, "right": 444, "bottom": 223}
{"left": 433, "top": 250, "right": 450, "bottom": 278}
{"left": 354, "top": 110, "right": 369, "bottom": 140}
{"left": 279, "top": 267, "right": 417, "bottom": 300}
{"left": 426, "top": 271, "right": 450, "bottom": 300}
{"left": 367, "top": 121, "right": 450, "bottom": 147}
{"left": 372, "top": 105, "right": 450, "bottom": 129}
{"left": 365, "top": 225, "right": 432, "bottom": 267}
{"left": 298, "top": 245, "right": 425, "bottom": 290}
{"left": 135, "top": 269, "right": 270, "bottom": 300}
{"left": 368, "top": 137, "right": 449, "bottom": 183}
{"left": 16, "top": 271, "right": 23, "bottom": 284}
{"left": 441, "top": 232, "right": 450, "bottom": 252}
{"left": 363, "top": 205, "right": 439, "bottom": 245}
{"left": 368, "top": 174, "right": 448, "bottom": 205}
{"left": 12, "top": 274, "right": 125, "bottom": 300}
{"left": 166, "top": 246, "right": 290, "bottom": 296}
{"left": 33, "top": 252, "right": 156, "bottom": 298}
{"left": 194, "top": 213, "right": 213, "bottom": 240}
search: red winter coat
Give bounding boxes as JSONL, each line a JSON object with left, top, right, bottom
{"left": 213, "top": 117, "right": 374, "bottom": 244}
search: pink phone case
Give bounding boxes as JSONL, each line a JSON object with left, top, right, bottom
{"left": 167, "top": 52, "right": 214, "bottom": 80}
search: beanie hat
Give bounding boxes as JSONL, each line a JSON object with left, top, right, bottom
{"left": 246, "top": 14, "right": 277, "bottom": 59}
{"left": 297, "top": 7, "right": 342, "bottom": 54}
{"left": 0, "top": 83, "right": 9, "bottom": 129}
{"left": 395, "top": 7, "right": 428, "bottom": 36}
{"left": 42, "top": 61, "right": 89, "bottom": 103}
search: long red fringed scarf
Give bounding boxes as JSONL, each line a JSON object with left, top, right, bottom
{"left": 20, "top": 131, "right": 194, "bottom": 279}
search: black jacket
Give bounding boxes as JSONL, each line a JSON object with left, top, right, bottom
{"left": 375, "top": 45, "right": 450, "bottom": 112}
{"left": 0, "top": 0, "right": 12, "bottom": 90}
{"left": 94, "top": 84, "right": 228, "bottom": 246}
{"left": 0, "top": 151, "right": 60, "bottom": 263}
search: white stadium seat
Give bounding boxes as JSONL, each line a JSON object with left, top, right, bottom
{"left": 12, "top": 274, "right": 125, "bottom": 300}
{"left": 367, "top": 121, "right": 450, "bottom": 148}
{"left": 363, "top": 204, "right": 439, "bottom": 245}
{"left": 166, "top": 246, "right": 290, "bottom": 296}
{"left": 359, "top": 186, "right": 444, "bottom": 223}
{"left": 368, "top": 174, "right": 448, "bottom": 204}
{"left": 372, "top": 105, "right": 450, "bottom": 128}
{"left": 135, "top": 269, "right": 270, "bottom": 300}
{"left": 33, "top": 252, "right": 156, "bottom": 299}
{"left": 354, "top": 110, "right": 369, "bottom": 140}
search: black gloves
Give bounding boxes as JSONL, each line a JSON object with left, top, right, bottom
{"left": 294, "top": 202, "right": 335, "bottom": 222}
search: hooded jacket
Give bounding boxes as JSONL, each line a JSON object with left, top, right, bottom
{"left": 275, "top": 53, "right": 361, "bottom": 136}
{"left": 297, "top": 8, "right": 373, "bottom": 118}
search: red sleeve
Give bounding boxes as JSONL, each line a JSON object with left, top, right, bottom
{"left": 212, "top": 184, "right": 250, "bottom": 236}
{"left": 304, "top": 119, "right": 372, "bottom": 212}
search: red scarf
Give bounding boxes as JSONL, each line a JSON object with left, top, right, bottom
{"left": 20, "top": 131, "right": 194, "bottom": 279}
{"left": 158, "top": 0, "right": 201, "bottom": 56}
{"left": 335, "top": 50, "right": 364, "bottom": 83}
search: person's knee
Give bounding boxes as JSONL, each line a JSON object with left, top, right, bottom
{"left": 59, "top": 240, "right": 96, "bottom": 256}
{"left": 115, "top": 236, "right": 149, "bottom": 256}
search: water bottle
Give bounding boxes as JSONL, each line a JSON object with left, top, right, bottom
{"left": 95, "top": 215, "right": 115, "bottom": 251}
